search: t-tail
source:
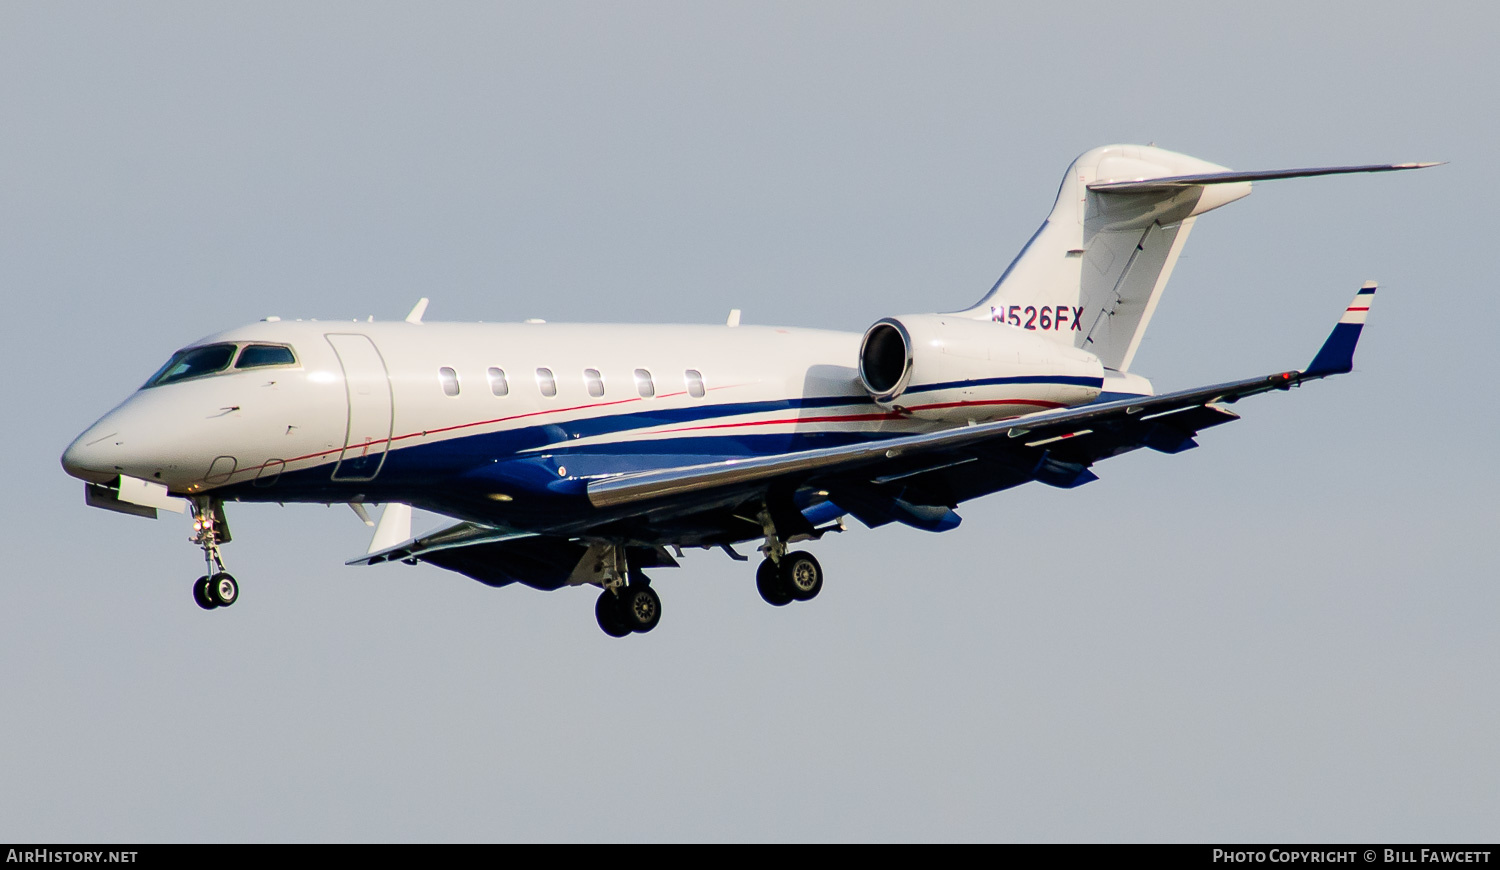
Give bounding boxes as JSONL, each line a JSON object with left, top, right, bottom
{"left": 953, "top": 144, "right": 1436, "bottom": 373}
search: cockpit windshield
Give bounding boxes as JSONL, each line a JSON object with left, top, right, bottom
{"left": 142, "top": 342, "right": 299, "bottom": 388}
{"left": 143, "top": 344, "right": 237, "bottom": 388}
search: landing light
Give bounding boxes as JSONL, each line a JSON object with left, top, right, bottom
{"left": 488, "top": 493, "right": 513, "bottom": 502}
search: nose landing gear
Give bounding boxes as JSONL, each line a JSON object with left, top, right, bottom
{"left": 190, "top": 498, "right": 238, "bottom": 610}
{"left": 193, "top": 573, "right": 239, "bottom": 609}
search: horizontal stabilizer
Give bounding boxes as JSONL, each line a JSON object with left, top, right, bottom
{"left": 1305, "top": 282, "right": 1377, "bottom": 378}
{"left": 1088, "top": 162, "right": 1441, "bottom": 192}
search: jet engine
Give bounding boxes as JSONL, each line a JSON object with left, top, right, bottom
{"left": 857, "top": 314, "right": 1104, "bottom": 423}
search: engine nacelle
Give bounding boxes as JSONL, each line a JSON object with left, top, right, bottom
{"left": 858, "top": 314, "right": 1104, "bottom": 422}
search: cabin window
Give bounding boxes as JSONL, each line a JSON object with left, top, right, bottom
{"left": 536, "top": 367, "right": 557, "bottom": 397}
{"left": 584, "top": 368, "right": 605, "bottom": 398}
{"left": 685, "top": 369, "right": 706, "bottom": 398}
{"left": 634, "top": 368, "right": 655, "bottom": 398}
{"left": 439, "top": 367, "right": 460, "bottom": 397}
{"left": 143, "top": 343, "right": 237, "bottom": 388}
{"left": 487, "top": 367, "right": 509, "bottom": 397}
{"left": 235, "top": 344, "right": 297, "bottom": 369}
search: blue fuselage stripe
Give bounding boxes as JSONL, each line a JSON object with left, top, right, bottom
{"left": 213, "top": 376, "right": 1099, "bottom": 509}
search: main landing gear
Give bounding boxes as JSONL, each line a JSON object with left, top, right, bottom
{"left": 585, "top": 543, "right": 662, "bottom": 638}
{"left": 756, "top": 551, "right": 823, "bottom": 607}
{"left": 595, "top": 582, "right": 662, "bottom": 637}
{"left": 190, "top": 498, "right": 238, "bottom": 611}
{"left": 753, "top": 505, "right": 825, "bottom": 607}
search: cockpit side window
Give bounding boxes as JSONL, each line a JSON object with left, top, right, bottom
{"left": 235, "top": 344, "right": 297, "bottom": 369}
{"left": 143, "top": 344, "right": 237, "bottom": 388}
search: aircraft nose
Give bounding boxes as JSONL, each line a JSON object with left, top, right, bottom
{"left": 61, "top": 425, "right": 122, "bottom": 484}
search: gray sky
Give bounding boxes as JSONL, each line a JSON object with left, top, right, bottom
{"left": 3, "top": 2, "right": 1494, "bottom": 842}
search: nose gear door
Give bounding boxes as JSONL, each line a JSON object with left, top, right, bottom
{"left": 326, "top": 333, "right": 394, "bottom": 481}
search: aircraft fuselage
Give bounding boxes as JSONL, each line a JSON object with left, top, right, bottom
{"left": 63, "top": 318, "right": 1105, "bottom": 533}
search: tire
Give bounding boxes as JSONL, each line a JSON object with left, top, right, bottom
{"left": 193, "top": 575, "right": 218, "bottom": 610}
{"left": 208, "top": 572, "right": 239, "bottom": 607}
{"left": 781, "top": 552, "right": 823, "bottom": 602}
{"left": 595, "top": 589, "right": 631, "bottom": 638}
{"left": 619, "top": 584, "right": 662, "bottom": 633}
{"left": 756, "top": 558, "right": 793, "bottom": 607}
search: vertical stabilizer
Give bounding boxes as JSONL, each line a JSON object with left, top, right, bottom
{"left": 955, "top": 144, "right": 1252, "bottom": 372}
{"left": 955, "top": 147, "right": 1433, "bottom": 372}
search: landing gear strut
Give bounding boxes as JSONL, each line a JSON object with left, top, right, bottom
{"left": 190, "top": 498, "right": 238, "bottom": 610}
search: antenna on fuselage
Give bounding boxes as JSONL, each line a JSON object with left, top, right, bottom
{"left": 405, "top": 298, "right": 430, "bottom": 324}
{"left": 726, "top": 309, "right": 741, "bottom": 327}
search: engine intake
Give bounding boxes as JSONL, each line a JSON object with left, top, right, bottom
{"left": 858, "top": 319, "right": 912, "bottom": 403}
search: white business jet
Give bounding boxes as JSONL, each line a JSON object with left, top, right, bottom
{"left": 61, "top": 145, "right": 1433, "bottom": 636}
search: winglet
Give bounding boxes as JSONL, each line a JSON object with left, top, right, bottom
{"left": 1304, "top": 282, "right": 1376, "bottom": 378}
